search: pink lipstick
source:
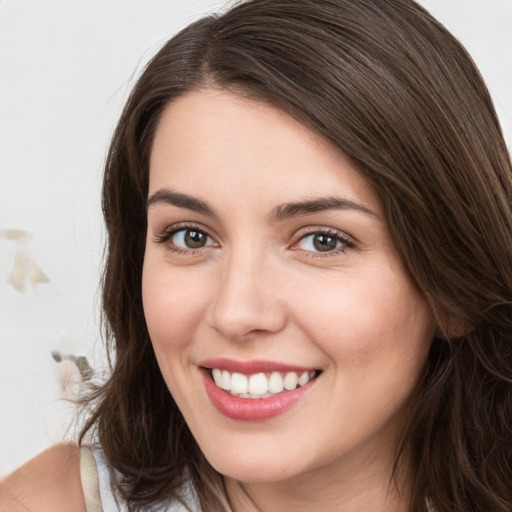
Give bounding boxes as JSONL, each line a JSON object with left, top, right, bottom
{"left": 199, "top": 358, "right": 320, "bottom": 421}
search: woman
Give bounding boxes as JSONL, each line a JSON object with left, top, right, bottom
{"left": 1, "top": 0, "right": 511, "bottom": 510}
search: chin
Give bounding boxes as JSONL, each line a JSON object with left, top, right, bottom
{"left": 199, "top": 440, "right": 312, "bottom": 484}
{"left": 212, "top": 460, "right": 297, "bottom": 484}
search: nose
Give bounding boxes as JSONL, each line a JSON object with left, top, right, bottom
{"left": 207, "top": 250, "right": 287, "bottom": 341}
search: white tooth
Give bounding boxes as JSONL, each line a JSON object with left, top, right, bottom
{"left": 212, "top": 369, "right": 223, "bottom": 387}
{"left": 298, "top": 371, "right": 310, "bottom": 386}
{"left": 309, "top": 370, "right": 316, "bottom": 379}
{"left": 221, "top": 370, "right": 231, "bottom": 390}
{"left": 284, "top": 372, "right": 298, "bottom": 390}
{"left": 231, "top": 372, "right": 248, "bottom": 394}
{"left": 268, "top": 372, "right": 284, "bottom": 393}
{"left": 249, "top": 373, "right": 269, "bottom": 395}
{"left": 240, "top": 393, "right": 251, "bottom": 398}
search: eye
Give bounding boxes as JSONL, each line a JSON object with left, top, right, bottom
{"left": 172, "top": 228, "right": 213, "bottom": 249}
{"left": 154, "top": 225, "right": 217, "bottom": 252}
{"left": 294, "top": 230, "right": 354, "bottom": 254}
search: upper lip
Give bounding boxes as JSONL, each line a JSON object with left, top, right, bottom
{"left": 199, "top": 358, "right": 319, "bottom": 374}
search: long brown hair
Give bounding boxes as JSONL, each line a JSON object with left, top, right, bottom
{"left": 80, "top": 1, "right": 512, "bottom": 510}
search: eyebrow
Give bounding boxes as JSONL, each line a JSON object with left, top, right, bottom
{"left": 269, "top": 197, "right": 378, "bottom": 221}
{"left": 147, "top": 189, "right": 215, "bottom": 216}
{"left": 147, "top": 188, "right": 378, "bottom": 220}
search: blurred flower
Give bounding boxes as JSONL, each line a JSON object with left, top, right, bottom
{"left": 0, "top": 228, "right": 50, "bottom": 292}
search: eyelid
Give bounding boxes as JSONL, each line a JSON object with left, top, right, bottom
{"left": 153, "top": 222, "right": 219, "bottom": 250}
{"left": 290, "top": 226, "right": 355, "bottom": 256}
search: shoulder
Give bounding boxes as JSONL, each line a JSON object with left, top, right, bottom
{"left": 0, "top": 443, "right": 85, "bottom": 512}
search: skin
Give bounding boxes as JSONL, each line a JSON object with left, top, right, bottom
{"left": 0, "top": 444, "right": 85, "bottom": 512}
{"left": 143, "top": 89, "right": 436, "bottom": 511}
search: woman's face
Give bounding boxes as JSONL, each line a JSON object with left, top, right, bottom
{"left": 142, "top": 89, "right": 435, "bottom": 485}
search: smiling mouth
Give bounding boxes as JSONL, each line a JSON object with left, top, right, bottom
{"left": 207, "top": 368, "right": 321, "bottom": 399}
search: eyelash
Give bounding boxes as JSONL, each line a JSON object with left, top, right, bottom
{"left": 292, "top": 228, "right": 355, "bottom": 258}
{"left": 153, "top": 223, "right": 215, "bottom": 256}
{"left": 153, "top": 224, "right": 355, "bottom": 257}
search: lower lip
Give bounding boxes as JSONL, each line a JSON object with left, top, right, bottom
{"left": 201, "top": 370, "right": 317, "bottom": 421}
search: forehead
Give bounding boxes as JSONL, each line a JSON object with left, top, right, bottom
{"left": 149, "top": 88, "right": 378, "bottom": 213}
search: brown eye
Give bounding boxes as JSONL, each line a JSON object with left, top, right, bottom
{"left": 312, "top": 234, "right": 338, "bottom": 252}
{"left": 183, "top": 229, "right": 207, "bottom": 248}
{"left": 171, "top": 228, "right": 214, "bottom": 249}
{"left": 296, "top": 231, "right": 352, "bottom": 254}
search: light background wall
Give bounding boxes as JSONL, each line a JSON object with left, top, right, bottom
{"left": 1, "top": 0, "right": 511, "bottom": 475}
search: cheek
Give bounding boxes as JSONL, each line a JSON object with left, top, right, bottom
{"left": 294, "top": 267, "right": 433, "bottom": 371}
{"left": 142, "top": 264, "right": 210, "bottom": 351}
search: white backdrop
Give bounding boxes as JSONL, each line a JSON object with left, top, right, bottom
{"left": 1, "top": 0, "right": 511, "bottom": 475}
